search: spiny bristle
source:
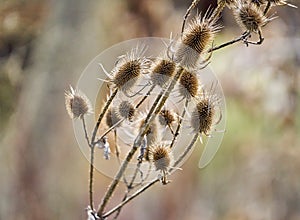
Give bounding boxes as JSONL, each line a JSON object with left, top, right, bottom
{"left": 111, "top": 46, "right": 150, "bottom": 92}
{"left": 158, "top": 109, "right": 177, "bottom": 127}
{"left": 234, "top": 2, "right": 268, "bottom": 32}
{"left": 151, "top": 59, "right": 176, "bottom": 87}
{"left": 179, "top": 69, "right": 199, "bottom": 99}
{"left": 149, "top": 145, "right": 173, "bottom": 172}
{"left": 106, "top": 107, "right": 122, "bottom": 128}
{"left": 220, "top": 0, "right": 238, "bottom": 9}
{"left": 65, "top": 86, "right": 92, "bottom": 119}
{"left": 175, "top": 13, "right": 220, "bottom": 67}
{"left": 251, "top": 0, "right": 265, "bottom": 6}
{"left": 268, "top": 0, "right": 297, "bottom": 8}
{"left": 113, "top": 60, "right": 141, "bottom": 91}
{"left": 118, "top": 100, "right": 135, "bottom": 121}
{"left": 140, "top": 119, "right": 159, "bottom": 146}
{"left": 190, "top": 95, "right": 217, "bottom": 135}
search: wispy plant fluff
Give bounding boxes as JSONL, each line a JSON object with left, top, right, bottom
{"left": 64, "top": 0, "right": 297, "bottom": 219}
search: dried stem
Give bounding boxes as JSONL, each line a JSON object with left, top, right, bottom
{"left": 97, "top": 66, "right": 185, "bottom": 216}
{"left": 181, "top": 0, "right": 201, "bottom": 35}
{"left": 208, "top": 31, "right": 251, "bottom": 52}
{"left": 88, "top": 88, "right": 118, "bottom": 211}
{"left": 135, "top": 84, "right": 156, "bottom": 109}
{"left": 170, "top": 98, "right": 189, "bottom": 149}
{"left": 102, "top": 178, "right": 160, "bottom": 219}
{"left": 82, "top": 116, "right": 91, "bottom": 148}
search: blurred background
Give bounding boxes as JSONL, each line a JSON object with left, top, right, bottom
{"left": 0, "top": 0, "right": 299, "bottom": 219}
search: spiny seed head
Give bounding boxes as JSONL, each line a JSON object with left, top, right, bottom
{"left": 234, "top": 2, "right": 268, "bottom": 32}
{"left": 158, "top": 109, "right": 177, "bottom": 127}
{"left": 149, "top": 145, "right": 173, "bottom": 172}
{"left": 65, "top": 86, "right": 92, "bottom": 119}
{"left": 150, "top": 59, "right": 176, "bottom": 87}
{"left": 106, "top": 107, "right": 122, "bottom": 128}
{"left": 140, "top": 119, "right": 159, "bottom": 146}
{"left": 190, "top": 94, "right": 219, "bottom": 135}
{"left": 111, "top": 46, "right": 150, "bottom": 92}
{"left": 175, "top": 13, "right": 220, "bottom": 67}
{"left": 179, "top": 69, "right": 199, "bottom": 99}
{"left": 118, "top": 100, "right": 135, "bottom": 121}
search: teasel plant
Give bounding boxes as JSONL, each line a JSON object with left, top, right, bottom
{"left": 64, "top": 0, "right": 297, "bottom": 219}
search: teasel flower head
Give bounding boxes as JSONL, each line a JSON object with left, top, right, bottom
{"left": 234, "top": 2, "right": 268, "bottom": 32}
{"left": 175, "top": 11, "right": 221, "bottom": 67}
{"left": 65, "top": 86, "right": 92, "bottom": 119}
{"left": 111, "top": 45, "right": 151, "bottom": 94}
{"left": 149, "top": 144, "right": 173, "bottom": 172}
{"left": 179, "top": 69, "right": 199, "bottom": 100}
{"left": 158, "top": 109, "right": 177, "bottom": 128}
{"left": 150, "top": 58, "right": 176, "bottom": 88}
{"left": 118, "top": 100, "right": 135, "bottom": 122}
{"left": 190, "top": 88, "right": 221, "bottom": 136}
{"left": 105, "top": 107, "right": 122, "bottom": 128}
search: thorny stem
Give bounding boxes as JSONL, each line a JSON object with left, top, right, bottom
{"left": 88, "top": 88, "right": 118, "bottom": 211}
{"left": 170, "top": 98, "right": 189, "bottom": 149}
{"left": 135, "top": 84, "right": 156, "bottom": 109}
{"left": 264, "top": 1, "right": 271, "bottom": 15}
{"left": 181, "top": 0, "right": 201, "bottom": 35}
{"left": 104, "top": 133, "right": 199, "bottom": 218}
{"left": 82, "top": 116, "right": 91, "bottom": 148}
{"left": 91, "top": 88, "right": 118, "bottom": 144}
{"left": 208, "top": 31, "right": 250, "bottom": 52}
{"left": 97, "top": 66, "right": 185, "bottom": 216}
{"left": 102, "top": 178, "right": 160, "bottom": 219}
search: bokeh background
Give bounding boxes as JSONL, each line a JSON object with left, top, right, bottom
{"left": 0, "top": 0, "right": 299, "bottom": 219}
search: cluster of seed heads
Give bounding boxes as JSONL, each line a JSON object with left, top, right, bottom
{"left": 64, "top": 0, "right": 296, "bottom": 218}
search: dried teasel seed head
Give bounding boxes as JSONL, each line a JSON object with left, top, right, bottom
{"left": 118, "top": 100, "right": 135, "bottom": 121}
{"left": 175, "top": 12, "right": 220, "bottom": 67}
{"left": 179, "top": 69, "right": 199, "bottom": 100}
{"left": 190, "top": 92, "right": 220, "bottom": 135}
{"left": 149, "top": 145, "right": 173, "bottom": 172}
{"left": 106, "top": 107, "right": 122, "bottom": 128}
{"left": 111, "top": 46, "right": 150, "bottom": 93}
{"left": 234, "top": 2, "right": 268, "bottom": 32}
{"left": 150, "top": 58, "right": 176, "bottom": 87}
{"left": 65, "top": 86, "right": 92, "bottom": 119}
{"left": 158, "top": 109, "right": 177, "bottom": 127}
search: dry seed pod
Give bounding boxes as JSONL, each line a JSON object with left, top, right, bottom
{"left": 118, "top": 100, "right": 135, "bottom": 121}
{"left": 158, "top": 109, "right": 177, "bottom": 127}
{"left": 111, "top": 46, "right": 150, "bottom": 93}
{"left": 234, "top": 2, "right": 268, "bottom": 32}
{"left": 150, "top": 58, "right": 176, "bottom": 87}
{"left": 149, "top": 145, "right": 173, "bottom": 172}
{"left": 190, "top": 91, "right": 220, "bottom": 135}
{"left": 175, "top": 12, "right": 220, "bottom": 67}
{"left": 105, "top": 107, "right": 122, "bottom": 128}
{"left": 65, "top": 86, "right": 92, "bottom": 119}
{"left": 179, "top": 69, "right": 199, "bottom": 100}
